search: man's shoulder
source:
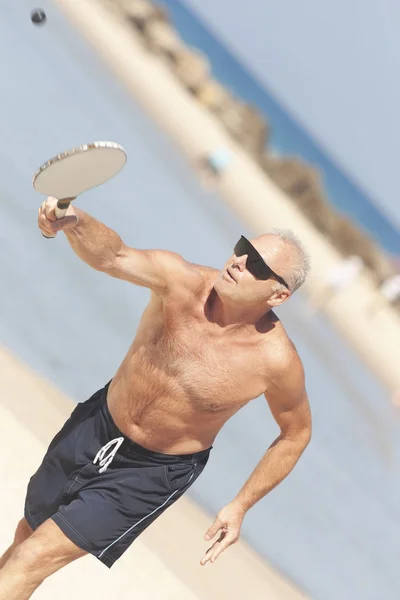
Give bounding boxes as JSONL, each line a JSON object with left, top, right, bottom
{"left": 184, "top": 263, "right": 218, "bottom": 293}
{"left": 169, "top": 257, "right": 218, "bottom": 279}
{"left": 263, "top": 320, "right": 303, "bottom": 378}
{"left": 262, "top": 334, "right": 306, "bottom": 406}
{"left": 162, "top": 259, "right": 216, "bottom": 302}
{"left": 195, "top": 263, "right": 219, "bottom": 277}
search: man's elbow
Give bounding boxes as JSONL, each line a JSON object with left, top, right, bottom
{"left": 299, "top": 425, "right": 312, "bottom": 451}
{"left": 284, "top": 425, "right": 311, "bottom": 453}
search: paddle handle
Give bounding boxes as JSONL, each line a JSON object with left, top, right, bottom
{"left": 42, "top": 198, "right": 75, "bottom": 239}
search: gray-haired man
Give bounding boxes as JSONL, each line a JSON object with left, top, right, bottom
{"left": 0, "top": 198, "right": 312, "bottom": 599}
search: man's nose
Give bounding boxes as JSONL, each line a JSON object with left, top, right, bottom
{"left": 233, "top": 254, "right": 247, "bottom": 271}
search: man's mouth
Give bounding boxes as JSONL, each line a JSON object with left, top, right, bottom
{"left": 226, "top": 269, "right": 236, "bottom": 282}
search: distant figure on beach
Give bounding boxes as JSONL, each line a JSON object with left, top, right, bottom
{"left": 308, "top": 255, "right": 364, "bottom": 315}
{"left": 196, "top": 146, "right": 233, "bottom": 189}
{"left": 369, "top": 273, "right": 400, "bottom": 315}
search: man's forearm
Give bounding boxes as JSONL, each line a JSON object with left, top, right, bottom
{"left": 232, "top": 435, "right": 309, "bottom": 513}
{"left": 63, "top": 208, "right": 123, "bottom": 271}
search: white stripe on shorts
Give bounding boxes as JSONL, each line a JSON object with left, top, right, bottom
{"left": 98, "top": 471, "right": 194, "bottom": 559}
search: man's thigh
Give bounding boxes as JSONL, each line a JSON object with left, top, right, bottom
{"left": 7, "top": 518, "right": 87, "bottom": 580}
{"left": 24, "top": 386, "right": 104, "bottom": 528}
{"left": 31, "top": 518, "right": 87, "bottom": 564}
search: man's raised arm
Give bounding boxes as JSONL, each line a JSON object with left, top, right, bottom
{"left": 38, "top": 197, "right": 197, "bottom": 295}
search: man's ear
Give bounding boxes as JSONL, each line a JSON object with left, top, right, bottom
{"left": 267, "top": 288, "right": 291, "bottom": 307}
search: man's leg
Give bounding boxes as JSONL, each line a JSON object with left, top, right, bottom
{"left": 0, "top": 518, "right": 33, "bottom": 570}
{"left": 0, "top": 518, "right": 87, "bottom": 600}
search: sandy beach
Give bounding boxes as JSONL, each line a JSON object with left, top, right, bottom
{"left": 50, "top": 0, "right": 400, "bottom": 395}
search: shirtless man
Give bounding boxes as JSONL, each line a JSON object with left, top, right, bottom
{"left": 0, "top": 197, "right": 312, "bottom": 599}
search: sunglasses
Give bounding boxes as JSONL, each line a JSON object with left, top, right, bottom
{"left": 233, "top": 236, "right": 289, "bottom": 288}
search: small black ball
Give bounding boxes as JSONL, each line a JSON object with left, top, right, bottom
{"left": 31, "top": 9, "right": 47, "bottom": 25}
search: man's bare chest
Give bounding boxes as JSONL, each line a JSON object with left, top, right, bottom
{"left": 136, "top": 314, "right": 270, "bottom": 410}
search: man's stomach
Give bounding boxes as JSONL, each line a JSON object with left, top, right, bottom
{"left": 107, "top": 376, "right": 223, "bottom": 455}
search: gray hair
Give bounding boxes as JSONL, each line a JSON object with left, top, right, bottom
{"left": 269, "top": 228, "right": 311, "bottom": 293}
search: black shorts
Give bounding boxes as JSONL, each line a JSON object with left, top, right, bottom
{"left": 24, "top": 382, "right": 211, "bottom": 568}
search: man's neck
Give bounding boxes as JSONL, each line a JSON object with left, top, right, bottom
{"left": 205, "top": 289, "right": 272, "bottom": 329}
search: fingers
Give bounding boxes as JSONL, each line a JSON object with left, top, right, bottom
{"left": 38, "top": 206, "right": 56, "bottom": 237}
{"left": 37, "top": 197, "right": 77, "bottom": 237}
{"left": 42, "top": 197, "right": 58, "bottom": 221}
{"left": 200, "top": 530, "right": 238, "bottom": 566}
{"left": 204, "top": 517, "right": 222, "bottom": 541}
{"left": 38, "top": 197, "right": 56, "bottom": 236}
{"left": 200, "top": 534, "right": 223, "bottom": 566}
{"left": 201, "top": 504, "right": 244, "bottom": 565}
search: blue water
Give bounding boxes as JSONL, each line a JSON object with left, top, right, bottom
{"left": 156, "top": 0, "right": 400, "bottom": 257}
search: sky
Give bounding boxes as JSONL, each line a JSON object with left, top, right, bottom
{"left": 185, "top": 0, "right": 400, "bottom": 228}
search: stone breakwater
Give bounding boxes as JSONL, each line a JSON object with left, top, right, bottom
{"left": 104, "top": 0, "right": 399, "bottom": 298}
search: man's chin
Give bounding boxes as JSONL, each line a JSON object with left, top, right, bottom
{"left": 214, "top": 278, "right": 234, "bottom": 298}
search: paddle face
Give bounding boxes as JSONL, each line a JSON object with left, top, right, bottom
{"left": 33, "top": 141, "right": 127, "bottom": 200}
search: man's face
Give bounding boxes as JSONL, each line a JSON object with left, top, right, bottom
{"left": 214, "top": 236, "right": 291, "bottom": 307}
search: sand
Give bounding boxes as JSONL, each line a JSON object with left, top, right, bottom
{"left": 50, "top": 0, "right": 400, "bottom": 395}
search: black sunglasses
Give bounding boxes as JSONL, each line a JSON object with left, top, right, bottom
{"left": 233, "top": 236, "right": 289, "bottom": 288}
